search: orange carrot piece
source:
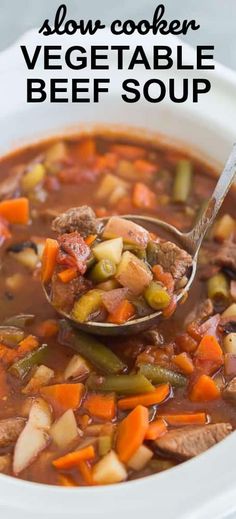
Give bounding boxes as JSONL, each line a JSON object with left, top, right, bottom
{"left": 190, "top": 375, "right": 220, "bottom": 402}
{"left": 152, "top": 265, "right": 174, "bottom": 294}
{"left": 58, "top": 474, "right": 78, "bottom": 487}
{"left": 161, "top": 413, "right": 206, "bottom": 426}
{"left": 0, "top": 198, "right": 29, "bottom": 225}
{"left": 58, "top": 267, "right": 78, "bottom": 283}
{"left": 145, "top": 418, "right": 167, "bottom": 440}
{"left": 35, "top": 319, "right": 59, "bottom": 338}
{"left": 116, "top": 405, "right": 149, "bottom": 463}
{"left": 132, "top": 182, "right": 156, "bottom": 209}
{"left": 41, "top": 238, "right": 59, "bottom": 284}
{"left": 107, "top": 300, "right": 135, "bottom": 325}
{"left": 40, "top": 383, "right": 84, "bottom": 411}
{"left": 84, "top": 393, "right": 116, "bottom": 420}
{"left": 78, "top": 461, "right": 94, "bottom": 485}
{"left": 118, "top": 384, "right": 169, "bottom": 411}
{"left": 75, "top": 138, "right": 96, "bottom": 162}
{"left": 195, "top": 335, "right": 223, "bottom": 364}
{"left": 84, "top": 235, "right": 97, "bottom": 246}
{"left": 134, "top": 159, "right": 156, "bottom": 177}
{"left": 18, "top": 335, "right": 39, "bottom": 355}
{"left": 172, "top": 352, "right": 194, "bottom": 375}
{"left": 111, "top": 144, "right": 145, "bottom": 160}
{"left": 53, "top": 445, "right": 95, "bottom": 470}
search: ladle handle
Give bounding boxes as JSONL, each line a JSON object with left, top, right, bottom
{"left": 185, "top": 143, "right": 236, "bottom": 256}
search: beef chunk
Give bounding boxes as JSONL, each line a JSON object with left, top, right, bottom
{"left": 57, "top": 232, "right": 90, "bottom": 274}
{"left": 155, "top": 423, "right": 232, "bottom": 460}
{"left": 214, "top": 241, "right": 236, "bottom": 273}
{"left": 223, "top": 377, "right": 236, "bottom": 404}
{"left": 0, "top": 417, "right": 25, "bottom": 448}
{"left": 52, "top": 206, "right": 100, "bottom": 237}
{"left": 153, "top": 241, "right": 192, "bottom": 279}
{"left": 51, "top": 274, "right": 92, "bottom": 313}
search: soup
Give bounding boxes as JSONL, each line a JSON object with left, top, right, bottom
{"left": 0, "top": 133, "right": 235, "bottom": 486}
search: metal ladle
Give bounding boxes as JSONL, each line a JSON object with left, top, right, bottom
{"left": 43, "top": 144, "right": 236, "bottom": 336}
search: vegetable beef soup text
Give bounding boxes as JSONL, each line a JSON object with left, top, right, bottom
{"left": 0, "top": 133, "right": 235, "bottom": 486}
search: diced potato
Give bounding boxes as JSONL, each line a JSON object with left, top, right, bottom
{"left": 64, "top": 354, "right": 90, "bottom": 381}
{"left": 214, "top": 214, "right": 235, "bottom": 242}
{"left": 21, "top": 164, "right": 46, "bottom": 193}
{"left": 93, "top": 238, "right": 123, "bottom": 265}
{"left": 93, "top": 450, "right": 127, "bottom": 485}
{"left": 96, "top": 279, "right": 120, "bottom": 291}
{"left": 5, "top": 273, "right": 25, "bottom": 292}
{"left": 96, "top": 174, "right": 126, "bottom": 200}
{"left": 223, "top": 333, "right": 236, "bottom": 354}
{"left": 116, "top": 251, "right": 153, "bottom": 295}
{"left": 127, "top": 445, "right": 153, "bottom": 471}
{"left": 13, "top": 398, "right": 52, "bottom": 475}
{"left": 109, "top": 184, "right": 128, "bottom": 205}
{"left": 103, "top": 216, "right": 149, "bottom": 249}
{"left": 222, "top": 303, "right": 236, "bottom": 318}
{"left": 10, "top": 248, "right": 39, "bottom": 270}
{"left": 22, "top": 365, "right": 54, "bottom": 394}
{"left": 45, "top": 142, "right": 69, "bottom": 172}
{"left": 72, "top": 290, "right": 103, "bottom": 323}
{"left": 50, "top": 409, "right": 79, "bottom": 448}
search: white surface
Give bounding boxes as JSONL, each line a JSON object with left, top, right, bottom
{"left": 0, "top": 29, "right": 236, "bottom": 519}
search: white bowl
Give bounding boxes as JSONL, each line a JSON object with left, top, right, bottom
{"left": 0, "top": 30, "right": 236, "bottom": 519}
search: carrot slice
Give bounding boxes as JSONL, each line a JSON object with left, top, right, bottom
{"left": 116, "top": 405, "right": 149, "bottom": 462}
{"left": 190, "top": 375, "right": 220, "bottom": 402}
{"left": 161, "top": 413, "right": 207, "bottom": 426}
{"left": 145, "top": 418, "right": 167, "bottom": 440}
{"left": 18, "top": 335, "right": 39, "bottom": 355}
{"left": 41, "top": 238, "right": 59, "bottom": 283}
{"left": 53, "top": 445, "right": 95, "bottom": 470}
{"left": 107, "top": 300, "right": 136, "bottom": 325}
{"left": 0, "top": 198, "right": 29, "bottom": 225}
{"left": 152, "top": 265, "right": 174, "bottom": 294}
{"left": 172, "top": 352, "right": 194, "bottom": 375}
{"left": 118, "top": 384, "right": 169, "bottom": 411}
{"left": 78, "top": 461, "right": 94, "bottom": 485}
{"left": 132, "top": 182, "right": 156, "bottom": 209}
{"left": 40, "top": 383, "right": 84, "bottom": 411}
{"left": 134, "top": 159, "right": 156, "bottom": 177}
{"left": 84, "top": 393, "right": 116, "bottom": 420}
{"left": 195, "top": 335, "right": 223, "bottom": 364}
{"left": 58, "top": 267, "right": 78, "bottom": 283}
{"left": 75, "top": 138, "right": 96, "bottom": 162}
{"left": 35, "top": 319, "right": 59, "bottom": 338}
{"left": 84, "top": 235, "right": 97, "bottom": 246}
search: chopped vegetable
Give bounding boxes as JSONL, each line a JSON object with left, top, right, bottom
{"left": 172, "top": 352, "right": 194, "bottom": 375}
{"left": 190, "top": 375, "right": 220, "bottom": 402}
{"left": 222, "top": 303, "right": 236, "bottom": 318}
{"left": 9, "top": 344, "right": 49, "bottom": 379}
{"left": 89, "top": 259, "right": 117, "bottom": 283}
{"left": 116, "top": 405, "right": 149, "bottom": 462}
{"left": 127, "top": 444, "right": 153, "bottom": 470}
{"left": 0, "top": 326, "right": 25, "bottom": 346}
{"left": 35, "top": 319, "right": 59, "bottom": 338}
{"left": 98, "top": 435, "right": 113, "bottom": 456}
{"left": 145, "top": 418, "right": 167, "bottom": 440}
{"left": 116, "top": 251, "right": 153, "bottom": 295}
{"left": 60, "top": 322, "right": 126, "bottom": 374}
{"left": 103, "top": 216, "right": 149, "bottom": 249}
{"left": 41, "top": 238, "right": 59, "bottom": 284}
{"left": 21, "top": 164, "right": 46, "bottom": 193}
{"left": 107, "top": 300, "right": 136, "bottom": 324}
{"left": 223, "top": 333, "right": 236, "bottom": 354}
{"left": 72, "top": 289, "right": 103, "bottom": 323}
{"left": 58, "top": 267, "right": 78, "bottom": 283}
{"left": 173, "top": 160, "right": 192, "bottom": 203}
{"left": 52, "top": 445, "right": 95, "bottom": 470}
{"left": 0, "top": 198, "right": 29, "bottom": 225}
{"left": 64, "top": 354, "right": 90, "bottom": 381}
{"left": 93, "top": 238, "right": 123, "bottom": 265}
{"left": 40, "top": 383, "right": 84, "bottom": 411}
{"left": 22, "top": 365, "right": 54, "bottom": 394}
{"left": 139, "top": 363, "right": 187, "bottom": 387}
{"left": 133, "top": 182, "right": 156, "bottom": 209}
{"left": 84, "top": 393, "right": 116, "bottom": 420}
{"left": 87, "top": 373, "right": 154, "bottom": 395}
{"left": 207, "top": 273, "right": 230, "bottom": 302}
{"left": 50, "top": 409, "right": 79, "bottom": 448}
{"left": 93, "top": 450, "right": 127, "bottom": 484}
{"left": 195, "top": 335, "right": 223, "bottom": 366}
{"left": 161, "top": 413, "right": 207, "bottom": 426}
{"left": 214, "top": 214, "right": 235, "bottom": 242}
{"left": 144, "top": 281, "right": 171, "bottom": 311}
{"left": 117, "top": 384, "right": 169, "bottom": 410}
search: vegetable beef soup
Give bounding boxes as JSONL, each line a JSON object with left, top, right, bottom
{"left": 0, "top": 133, "right": 235, "bottom": 486}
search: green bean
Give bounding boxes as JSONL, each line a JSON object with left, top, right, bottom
{"left": 144, "top": 282, "right": 171, "bottom": 310}
{"left": 59, "top": 321, "right": 126, "bottom": 375}
{"left": 0, "top": 326, "right": 25, "bottom": 346}
{"left": 98, "top": 435, "right": 113, "bottom": 456}
{"left": 207, "top": 272, "right": 230, "bottom": 302}
{"left": 138, "top": 363, "right": 187, "bottom": 387}
{"left": 72, "top": 290, "right": 103, "bottom": 323}
{"left": 87, "top": 373, "right": 155, "bottom": 394}
{"left": 123, "top": 244, "right": 147, "bottom": 261}
{"left": 4, "top": 314, "right": 35, "bottom": 328}
{"left": 9, "top": 344, "right": 49, "bottom": 379}
{"left": 173, "top": 160, "right": 192, "bottom": 203}
{"left": 89, "top": 259, "right": 116, "bottom": 283}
